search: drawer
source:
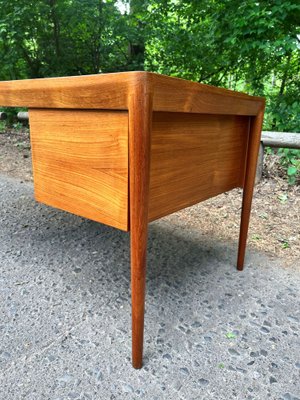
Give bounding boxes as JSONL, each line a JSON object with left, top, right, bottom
{"left": 29, "top": 109, "right": 129, "bottom": 231}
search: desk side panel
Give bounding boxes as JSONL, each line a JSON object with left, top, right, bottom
{"left": 29, "top": 109, "right": 128, "bottom": 230}
{"left": 149, "top": 112, "right": 250, "bottom": 221}
{"left": 152, "top": 75, "right": 263, "bottom": 115}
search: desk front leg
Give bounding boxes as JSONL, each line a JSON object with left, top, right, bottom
{"left": 237, "top": 108, "right": 265, "bottom": 270}
{"left": 129, "top": 83, "right": 153, "bottom": 369}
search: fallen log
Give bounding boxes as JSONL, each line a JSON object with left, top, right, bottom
{"left": 261, "top": 131, "right": 300, "bottom": 150}
{"left": 0, "top": 111, "right": 7, "bottom": 120}
{"left": 256, "top": 131, "right": 300, "bottom": 182}
{"left": 17, "top": 111, "right": 29, "bottom": 122}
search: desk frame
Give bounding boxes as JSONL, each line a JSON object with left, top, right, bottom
{"left": 0, "top": 72, "right": 265, "bottom": 368}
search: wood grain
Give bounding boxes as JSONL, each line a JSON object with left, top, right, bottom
{"left": 237, "top": 107, "right": 265, "bottom": 270}
{"left": 29, "top": 109, "right": 129, "bottom": 230}
{"left": 151, "top": 73, "right": 263, "bottom": 116}
{"left": 0, "top": 71, "right": 266, "bottom": 369}
{"left": 149, "top": 112, "right": 250, "bottom": 221}
{"left": 0, "top": 72, "right": 264, "bottom": 115}
{"left": 129, "top": 78, "right": 153, "bottom": 369}
{"left": 0, "top": 73, "right": 134, "bottom": 110}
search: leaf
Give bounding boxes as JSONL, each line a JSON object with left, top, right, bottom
{"left": 278, "top": 194, "right": 288, "bottom": 203}
{"left": 252, "top": 234, "right": 261, "bottom": 241}
{"left": 226, "top": 332, "right": 236, "bottom": 339}
{"left": 288, "top": 176, "right": 296, "bottom": 185}
{"left": 287, "top": 166, "right": 297, "bottom": 176}
{"left": 259, "top": 212, "right": 268, "bottom": 220}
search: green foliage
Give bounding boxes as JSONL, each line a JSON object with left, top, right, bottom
{"left": 281, "top": 240, "right": 290, "bottom": 249}
{"left": 0, "top": 0, "right": 299, "bottom": 182}
{"left": 278, "top": 148, "right": 300, "bottom": 184}
{"left": 278, "top": 193, "right": 288, "bottom": 204}
{"left": 0, "top": 121, "right": 5, "bottom": 133}
{"left": 252, "top": 234, "right": 261, "bottom": 241}
{"left": 12, "top": 121, "right": 24, "bottom": 131}
{"left": 0, "top": 0, "right": 139, "bottom": 78}
{"left": 225, "top": 332, "right": 237, "bottom": 339}
{"left": 0, "top": 107, "right": 27, "bottom": 125}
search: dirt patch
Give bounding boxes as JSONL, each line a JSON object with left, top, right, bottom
{"left": 0, "top": 127, "right": 299, "bottom": 266}
{"left": 175, "top": 180, "right": 299, "bottom": 267}
{"left": 0, "top": 127, "right": 32, "bottom": 182}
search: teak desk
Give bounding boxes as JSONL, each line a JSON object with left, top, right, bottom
{"left": 0, "top": 72, "right": 265, "bottom": 368}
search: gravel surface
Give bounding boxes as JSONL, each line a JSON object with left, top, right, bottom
{"left": 0, "top": 175, "right": 299, "bottom": 399}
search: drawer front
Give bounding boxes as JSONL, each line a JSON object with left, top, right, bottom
{"left": 149, "top": 112, "right": 250, "bottom": 221}
{"left": 29, "top": 109, "right": 129, "bottom": 231}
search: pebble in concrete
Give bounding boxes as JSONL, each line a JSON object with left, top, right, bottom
{"left": 0, "top": 175, "right": 299, "bottom": 399}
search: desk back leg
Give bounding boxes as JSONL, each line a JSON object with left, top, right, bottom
{"left": 237, "top": 109, "right": 265, "bottom": 271}
{"left": 129, "top": 82, "right": 153, "bottom": 369}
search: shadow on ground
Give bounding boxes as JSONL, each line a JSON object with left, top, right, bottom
{"left": 0, "top": 176, "right": 299, "bottom": 400}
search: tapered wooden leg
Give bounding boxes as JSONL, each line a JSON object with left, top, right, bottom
{"left": 129, "top": 78, "right": 153, "bottom": 368}
{"left": 130, "top": 221, "right": 148, "bottom": 369}
{"left": 237, "top": 109, "right": 265, "bottom": 271}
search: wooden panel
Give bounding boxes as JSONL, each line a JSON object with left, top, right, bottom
{"left": 151, "top": 73, "right": 264, "bottom": 116}
{"left": 148, "top": 112, "right": 250, "bottom": 221}
{"left": 29, "top": 109, "right": 129, "bottom": 231}
{"left": 0, "top": 72, "right": 264, "bottom": 116}
{"left": 0, "top": 73, "right": 135, "bottom": 110}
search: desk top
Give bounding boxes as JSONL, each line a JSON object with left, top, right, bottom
{"left": 0, "top": 71, "right": 264, "bottom": 116}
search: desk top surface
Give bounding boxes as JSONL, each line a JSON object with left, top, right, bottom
{"left": 0, "top": 71, "right": 264, "bottom": 116}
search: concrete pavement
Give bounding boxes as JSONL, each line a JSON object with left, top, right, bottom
{"left": 0, "top": 175, "right": 299, "bottom": 400}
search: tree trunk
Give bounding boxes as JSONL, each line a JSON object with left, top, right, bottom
{"left": 271, "top": 53, "right": 292, "bottom": 130}
{"left": 49, "top": 0, "right": 61, "bottom": 59}
{"left": 128, "top": 0, "right": 145, "bottom": 70}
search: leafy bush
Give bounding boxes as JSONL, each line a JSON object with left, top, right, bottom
{"left": 0, "top": 121, "right": 5, "bottom": 133}
{"left": 277, "top": 148, "right": 300, "bottom": 185}
{"left": 0, "top": 107, "right": 27, "bottom": 128}
{"left": 0, "top": 0, "right": 299, "bottom": 184}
